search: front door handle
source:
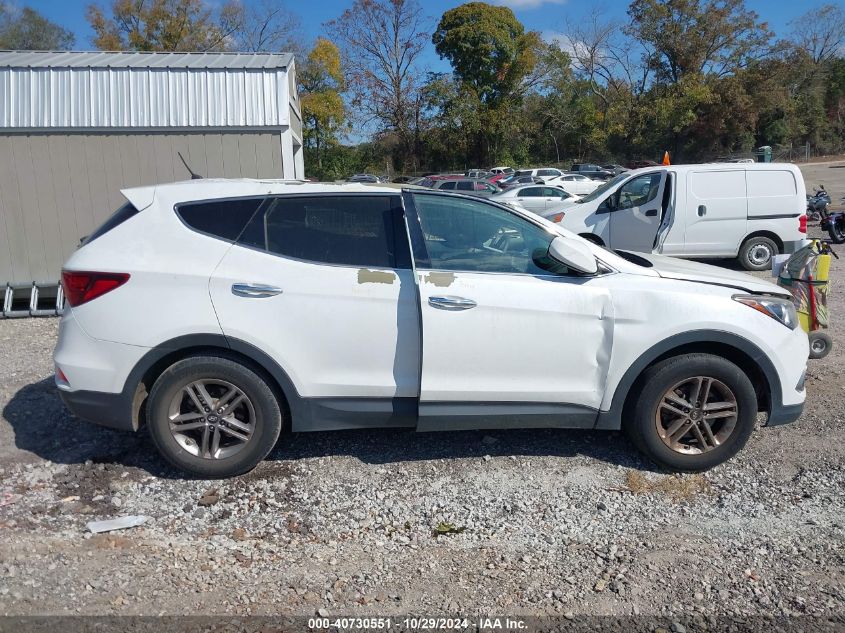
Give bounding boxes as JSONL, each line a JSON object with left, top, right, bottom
{"left": 428, "top": 296, "right": 477, "bottom": 311}
{"left": 645, "top": 209, "right": 658, "bottom": 217}
{"left": 231, "top": 283, "right": 283, "bottom": 298}
{"left": 698, "top": 205, "right": 707, "bottom": 216}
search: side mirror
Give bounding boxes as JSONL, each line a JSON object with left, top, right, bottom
{"left": 548, "top": 236, "right": 599, "bottom": 275}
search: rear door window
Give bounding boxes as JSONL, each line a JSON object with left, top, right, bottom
{"left": 456, "top": 181, "right": 474, "bottom": 191}
{"left": 239, "top": 195, "right": 411, "bottom": 269}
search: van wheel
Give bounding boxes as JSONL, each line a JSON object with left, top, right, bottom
{"left": 738, "top": 236, "right": 778, "bottom": 271}
{"left": 147, "top": 355, "right": 282, "bottom": 478}
{"left": 624, "top": 354, "right": 757, "bottom": 472}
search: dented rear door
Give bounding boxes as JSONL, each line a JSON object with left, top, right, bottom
{"left": 406, "top": 192, "right": 614, "bottom": 430}
{"left": 208, "top": 194, "right": 420, "bottom": 418}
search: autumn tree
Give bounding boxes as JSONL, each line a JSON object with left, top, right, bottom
{"left": 327, "top": 0, "right": 429, "bottom": 172}
{"left": 0, "top": 3, "right": 75, "bottom": 49}
{"left": 299, "top": 38, "right": 347, "bottom": 175}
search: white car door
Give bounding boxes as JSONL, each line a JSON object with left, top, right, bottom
{"left": 513, "top": 186, "right": 546, "bottom": 212}
{"left": 405, "top": 192, "right": 614, "bottom": 429}
{"left": 608, "top": 172, "right": 666, "bottom": 252}
{"left": 208, "top": 193, "right": 420, "bottom": 428}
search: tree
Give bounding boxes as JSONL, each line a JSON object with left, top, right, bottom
{"left": 0, "top": 4, "right": 75, "bottom": 49}
{"left": 87, "top": 0, "right": 239, "bottom": 51}
{"left": 227, "top": 0, "right": 303, "bottom": 56}
{"left": 627, "top": 0, "right": 774, "bottom": 83}
{"left": 327, "top": 0, "right": 429, "bottom": 172}
{"left": 788, "top": 3, "right": 845, "bottom": 65}
{"left": 432, "top": 2, "right": 539, "bottom": 106}
{"left": 299, "top": 38, "right": 347, "bottom": 175}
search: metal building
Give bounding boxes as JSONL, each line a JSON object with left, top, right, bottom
{"left": 0, "top": 50, "right": 303, "bottom": 306}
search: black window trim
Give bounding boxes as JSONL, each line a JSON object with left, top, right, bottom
{"left": 402, "top": 189, "right": 616, "bottom": 278}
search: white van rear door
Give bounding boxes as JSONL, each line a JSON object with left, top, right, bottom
{"left": 684, "top": 170, "right": 748, "bottom": 256}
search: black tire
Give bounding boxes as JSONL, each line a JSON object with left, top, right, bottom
{"left": 624, "top": 354, "right": 758, "bottom": 472}
{"left": 808, "top": 331, "right": 833, "bottom": 359}
{"left": 738, "top": 236, "right": 778, "bottom": 271}
{"left": 147, "top": 355, "right": 282, "bottom": 478}
{"left": 828, "top": 218, "right": 845, "bottom": 244}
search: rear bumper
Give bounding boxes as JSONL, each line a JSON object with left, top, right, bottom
{"left": 59, "top": 389, "right": 135, "bottom": 432}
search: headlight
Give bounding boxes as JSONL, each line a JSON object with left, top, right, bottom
{"left": 733, "top": 294, "right": 799, "bottom": 330}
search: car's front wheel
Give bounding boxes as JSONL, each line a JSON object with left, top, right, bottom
{"left": 147, "top": 355, "right": 282, "bottom": 478}
{"left": 625, "top": 354, "right": 758, "bottom": 471}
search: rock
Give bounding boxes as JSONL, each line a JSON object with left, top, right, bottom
{"left": 198, "top": 488, "right": 220, "bottom": 507}
{"left": 317, "top": 608, "right": 329, "bottom": 617}
{"left": 670, "top": 622, "right": 686, "bottom": 633}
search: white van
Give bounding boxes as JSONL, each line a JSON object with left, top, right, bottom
{"left": 540, "top": 163, "right": 808, "bottom": 270}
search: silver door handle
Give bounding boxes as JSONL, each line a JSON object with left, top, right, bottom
{"left": 231, "top": 283, "right": 283, "bottom": 298}
{"left": 428, "top": 296, "right": 477, "bottom": 311}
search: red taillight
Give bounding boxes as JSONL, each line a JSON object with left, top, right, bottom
{"left": 799, "top": 214, "right": 807, "bottom": 234}
{"left": 551, "top": 212, "right": 566, "bottom": 223}
{"left": 61, "top": 271, "right": 129, "bottom": 307}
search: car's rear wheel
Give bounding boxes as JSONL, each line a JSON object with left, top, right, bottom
{"left": 738, "top": 236, "right": 778, "bottom": 271}
{"left": 625, "top": 354, "right": 757, "bottom": 471}
{"left": 147, "top": 355, "right": 282, "bottom": 478}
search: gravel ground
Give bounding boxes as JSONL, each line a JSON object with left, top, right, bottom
{"left": 0, "top": 228, "right": 843, "bottom": 629}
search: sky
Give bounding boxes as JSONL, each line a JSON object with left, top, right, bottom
{"left": 28, "top": 0, "right": 825, "bottom": 72}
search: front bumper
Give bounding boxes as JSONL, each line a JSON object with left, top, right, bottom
{"left": 766, "top": 401, "right": 804, "bottom": 427}
{"left": 59, "top": 389, "right": 136, "bottom": 432}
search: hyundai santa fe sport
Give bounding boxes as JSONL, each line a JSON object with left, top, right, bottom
{"left": 54, "top": 180, "right": 809, "bottom": 478}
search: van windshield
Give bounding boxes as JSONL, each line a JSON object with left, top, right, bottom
{"left": 576, "top": 172, "right": 629, "bottom": 203}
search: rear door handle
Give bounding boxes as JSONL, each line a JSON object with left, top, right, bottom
{"left": 428, "top": 296, "right": 477, "bottom": 311}
{"left": 231, "top": 283, "right": 283, "bottom": 298}
{"left": 698, "top": 205, "right": 707, "bottom": 216}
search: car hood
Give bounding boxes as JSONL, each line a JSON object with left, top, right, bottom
{"left": 627, "top": 251, "right": 790, "bottom": 296}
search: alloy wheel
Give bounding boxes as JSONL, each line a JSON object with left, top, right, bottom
{"left": 655, "top": 376, "right": 738, "bottom": 455}
{"left": 167, "top": 379, "right": 255, "bottom": 459}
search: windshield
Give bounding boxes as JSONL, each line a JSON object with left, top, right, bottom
{"left": 576, "top": 172, "right": 629, "bottom": 203}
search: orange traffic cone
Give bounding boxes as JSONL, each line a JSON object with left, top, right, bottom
{"left": 662, "top": 151, "right": 670, "bottom": 165}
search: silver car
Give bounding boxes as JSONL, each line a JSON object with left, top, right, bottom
{"left": 492, "top": 184, "right": 580, "bottom": 214}
{"left": 432, "top": 179, "right": 501, "bottom": 197}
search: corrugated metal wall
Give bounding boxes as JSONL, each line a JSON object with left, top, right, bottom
{"left": 0, "top": 67, "right": 290, "bottom": 129}
{"left": 0, "top": 131, "right": 283, "bottom": 284}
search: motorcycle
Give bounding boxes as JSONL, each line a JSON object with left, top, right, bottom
{"left": 806, "top": 185, "right": 831, "bottom": 222}
{"left": 820, "top": 196, "right": 845, "bottom": 244}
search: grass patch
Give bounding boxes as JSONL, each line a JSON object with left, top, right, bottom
{"left": 624, "top": 471, "right": 711, "bottom": 502}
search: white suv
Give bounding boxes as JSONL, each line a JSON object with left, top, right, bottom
{"left": 55, "top": 180, "right": 808, "bottom": 477}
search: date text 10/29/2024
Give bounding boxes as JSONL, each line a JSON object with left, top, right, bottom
{"left": 308, "top": 617, "right": 529, "bottom": 630}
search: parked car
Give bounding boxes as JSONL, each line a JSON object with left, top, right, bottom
{"left": 392, "top": 176, "right": 414, "bottom": 183}
{"left": 432, "top": 178, "right": 500, "bottom": 197}
{"left": 490, "top": 166, "right": 514, "bottom": 175}
{"left": 347, "top": 174, "right": 381, "bottom": 183}
{"left": 498, "top": 174, "right": 544, "bottom": 190}
{"left": 549, "top": 173, "right": 602, "bottom": 195}
{"left": 55, "top": 181, "right": 808, "bottom": 477}
{"left": 602, "top": 164, "right": 629, "bottom": 176}
{"left": 465, "top": 169, "right": 492, "bottom": 179}
{"left": 492, "top": 184, "right": 580, "bottom": 214}
{"left": 514, "top": 167, "right": 566, "bottom": 180}
{"left": 539, "top": 163, "right": 808, "bottom": 271}
{"left": 570, "top": 163, "right": 614, "bottom": 180}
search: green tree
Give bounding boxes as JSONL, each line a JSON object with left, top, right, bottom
{"left": 0, "top": 4, "right": 75, "bottom": 49}
{"left": 327, "top": 0, "right": 429, "bottom": 172}
{"left": 299, "top": 38, "right": 348, "bottom": 176}
{"left": 432, "top": 2, "right": 539, "bottom": 107}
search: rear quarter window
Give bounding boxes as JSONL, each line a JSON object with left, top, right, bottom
{"left": 83, "top": 203, "right": 139, "bottom": 245}
{"left": 177, "top": 198, "right": 265, "bottom": 241}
